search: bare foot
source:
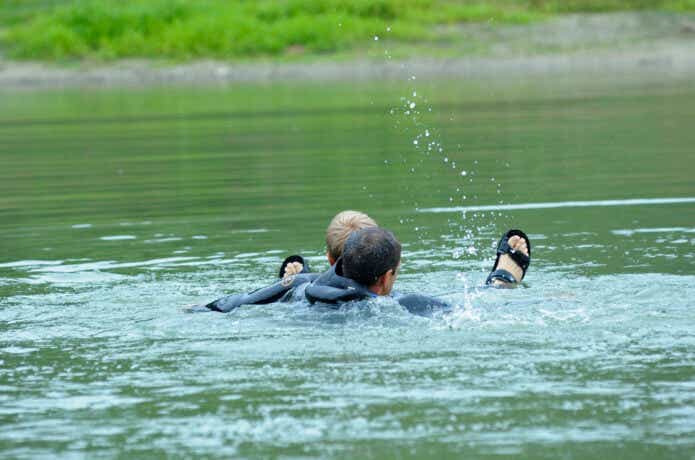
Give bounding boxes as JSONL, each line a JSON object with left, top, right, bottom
{"left": 282, "top": 261, "right": 304, "bottom": 280}
{"left": 490, "top": 235, "right": 529, "bottom": 287}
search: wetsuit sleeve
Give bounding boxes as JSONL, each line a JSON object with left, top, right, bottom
{"left": 205, "top": 273, "right": 318, "bottom": 313}
{"left": 396, "top": 293, "right": 453, "bottom": 317}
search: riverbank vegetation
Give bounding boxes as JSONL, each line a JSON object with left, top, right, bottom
{"left": 2, "top": 0, "right": 694, "bottom": 60}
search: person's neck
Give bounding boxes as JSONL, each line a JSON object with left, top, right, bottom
{"left": 368, "top": 284, "right": 385, "bottom": 296}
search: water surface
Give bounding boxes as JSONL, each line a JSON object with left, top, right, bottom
{"left": 1, "top": 75, "right": 694, "bottom": 458}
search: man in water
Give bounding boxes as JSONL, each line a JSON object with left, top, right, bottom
{"left": 203, "top": 227, "right": 402, "bottom": 312}
{"left": 198, "top": 223, "right": 531, "bottom": 316}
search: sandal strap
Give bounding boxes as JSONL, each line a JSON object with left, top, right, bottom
{"left": 506, "top": 248, "right": 530, "bottom": 273}
{"left": 496, "top": 229, "right": 531, "bottom": 275}
{"left": 486, "top": 269, "right": 517, "bottom": 285}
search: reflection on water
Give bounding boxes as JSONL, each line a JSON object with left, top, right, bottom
{"left": 1, "top": 77, "right": 694, "bottom": 458}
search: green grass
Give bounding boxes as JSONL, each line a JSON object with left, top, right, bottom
{"left": 1, "top": 0, "right": 694, "bottom": 61}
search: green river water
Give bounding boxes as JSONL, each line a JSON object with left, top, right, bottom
{"left": 1, "top": 73, "right": 694, "bottom": 458}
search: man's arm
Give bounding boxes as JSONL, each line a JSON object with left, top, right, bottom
{"left": 184, "top": 255, "right": 315, "bottom": 313}
{"left": 202, "top": 272, "right": 319, "bottom": 313}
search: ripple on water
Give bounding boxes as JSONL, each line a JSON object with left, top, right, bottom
{"left": 1, "top": 258, "right": 694, "bottom": 457}
{"left": 99, "top": 235, "right": 137, "bottom": 241}
{"left": 611, "top": 227, "right": 695, "bottom": 236}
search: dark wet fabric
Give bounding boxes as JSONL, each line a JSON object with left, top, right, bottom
{"left": 203, "top": 258, "right": 451, "bottom": 316}
{"left": 205, "top": 273, "right": 319, "bottom": 313}
{"left": 304, "top": 259, "right": 376, "bottom": 304}
{"left": 395, "top": 293, "right": 453, "bottom": 316}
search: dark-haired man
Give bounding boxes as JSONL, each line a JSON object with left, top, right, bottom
{"left": 343, "top": 227, "right": 400, "bottom": 295}
{"left": 303, "top": 227, "right": 402, "bottom": 304}
{"left": 202, "top": 227, "right": 408, "bottom": 312}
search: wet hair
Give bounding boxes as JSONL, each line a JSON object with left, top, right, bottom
{"left": 342, "top": 227, "right": 401, "bottom": 287}
{"left": 325, "top": 210, "right": 377, "bottom": 260}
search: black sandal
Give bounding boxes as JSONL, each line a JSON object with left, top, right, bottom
{"left": 278, "top": 255, "right": 311, "bottom": 278}
{"left": 485, "top": 229, "right": 531, "bottom": 285}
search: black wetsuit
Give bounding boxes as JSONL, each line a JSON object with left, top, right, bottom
{"left": 204, "top": 258, "right": 451, "bottom": 317}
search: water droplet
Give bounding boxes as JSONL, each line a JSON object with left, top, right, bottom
{"left": 409, "top": 102, "right": 416, "bottom": 109}
{"left": 460, "top": 170, "right": 467, "bottom": 176}
{"left": 425, "top": 129, "right": 430, "bottom": 137}
{"left": 413, "top": 140, "right": 418, "bottom": 145}
{"left": 410, "top": 75, "right": 416, "bottom": 80}
{"left": 412, "top": 91, "right": 417, "bottom": 97}
{"left": 374, "top": 36, "right": 379, "bottom": 41}
{"left": 387, "top": 26, "right": 392, "bottom": 32}
{"left": 444, "top": 157, "right": 448, "bottom": 162}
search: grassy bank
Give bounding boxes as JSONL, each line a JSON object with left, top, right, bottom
{"left": 1, "top": 0, "right": 694, "bottom": 61}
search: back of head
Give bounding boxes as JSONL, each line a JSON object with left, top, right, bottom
{"left": 325, "top": 210, "right": 377, "bottom": 261}
{"left": 342, "top": 227, "right": 401, "bottom": 287}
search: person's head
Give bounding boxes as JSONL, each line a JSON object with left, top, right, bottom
{"left": 325, "top": 210, "right": 377, "bottom": 265}
{"left": 342, "top": 227, "right": 401, "bottom": 296}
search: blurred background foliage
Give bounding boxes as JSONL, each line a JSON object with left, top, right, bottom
{"left": 1, "top": 0, "right": 694, "bottom": 60}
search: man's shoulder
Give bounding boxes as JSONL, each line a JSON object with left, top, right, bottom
{"left": 394, "top": 292, "right": 452, "bottom": 316}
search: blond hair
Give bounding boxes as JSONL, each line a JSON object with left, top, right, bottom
{"left": 326, "top": 210, "right": 377, "bottom": 260}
